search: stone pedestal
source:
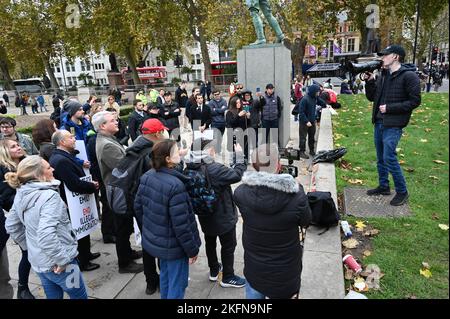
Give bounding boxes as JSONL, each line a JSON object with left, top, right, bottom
{"left": 77, "top": 87, "right": 96, "bottom": 104}
{"left": 107, "top": 72, "right": 124, "bottom": 87}
{"left": 237, "top": 43, "right": 292, "bottom": 147}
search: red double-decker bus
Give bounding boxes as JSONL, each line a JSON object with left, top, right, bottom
{"left": 121, "top": 67, "right": 167, "bottom": 85}
{"left": 210, "top": 61, "right": 237, "bottom": 85}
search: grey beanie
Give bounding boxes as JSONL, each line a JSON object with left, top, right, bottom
{"left": 64, "top": 100, "right": 83, "bottom": 117}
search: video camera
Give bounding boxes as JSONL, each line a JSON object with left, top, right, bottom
{"left": 279, "top": 147, "right": 300, "bottom": 178}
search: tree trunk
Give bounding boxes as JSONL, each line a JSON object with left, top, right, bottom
{"left": 42, "top": 55, "right": 60, "bottom": 89}
{"left": 198, "top": 25, "right": 212, "bottom": 82}
{"left": 124, "top": 46, "right": 142, "bottom": 86}
{"left": 291, "top": 37, "right": 308, "bottom": 78}
{"left": 0, "top": 46, "right": 16, "bottom": 91}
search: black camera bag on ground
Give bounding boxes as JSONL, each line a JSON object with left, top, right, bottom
{"left": 307, "top": 191, "right": 340, "bottom": 234}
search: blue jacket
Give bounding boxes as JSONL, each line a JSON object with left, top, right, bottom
{"left": 209, "top": 97, "right": 228, "bottom": 128}
{"left": 299, "top": 84, "right": 320, "bottom": 124}
{"left": 64, "top": 117, "right": 92, "bottom": 144}
{"left": 134, "top": 167, "right": 201, "bottom": 260}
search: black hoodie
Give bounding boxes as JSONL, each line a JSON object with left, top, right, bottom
{"left": 234, "top": 171, "right": 311, "bottom": 299}
{"left": 365, "top": 63, "right": 421, "bottom": 128}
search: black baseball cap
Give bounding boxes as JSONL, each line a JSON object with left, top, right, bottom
{"left": 377, "top": 45, "right": 406, "bottom": 59}
{"left": 266, "top": 83, "right": 274, "bottom": 89}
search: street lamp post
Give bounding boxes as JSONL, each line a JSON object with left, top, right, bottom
{"left": 59, "top": 53, "right": 67, "bottom": 94}
{"left": 426, "top": 29, "right": 433, "bottom": 92}
{"left": 412, "top": 0, "right": 421, "bottom": 65}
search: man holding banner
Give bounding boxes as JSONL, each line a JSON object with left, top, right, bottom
{"left": 49, "top": 130, "right": 101, "bottom": 272}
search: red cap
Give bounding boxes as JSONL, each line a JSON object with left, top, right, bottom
{"left": 141, "top": 119, "right": 168, "bottom": 134}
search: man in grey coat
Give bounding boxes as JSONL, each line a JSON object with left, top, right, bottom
{"left": 93, "top": 111, "right": 144, "bottom": 274}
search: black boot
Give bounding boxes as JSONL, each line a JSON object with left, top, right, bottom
{"left": 17, "top": 284, "right": 35, "bottom": 299}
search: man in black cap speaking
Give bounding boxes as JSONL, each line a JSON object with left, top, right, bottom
{"left": 364, "top": 45, "right": 421, "bottom": 206}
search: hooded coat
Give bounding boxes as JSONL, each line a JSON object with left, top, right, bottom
{"left": 298, "top": 84, "right": 321, "bottom": 124}
{"left": 5, "top": 180, "right": 79, "bottom": 273}
{"left": 234, "top": 171, "right": 311, "bottom": 299}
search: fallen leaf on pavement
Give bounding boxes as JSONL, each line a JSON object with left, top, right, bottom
{"left": 363, "top": 229, "right": 380, "bottom": 236}
{"left": 342, "top": 238, "right": 359, "bottom": 249}
{"left": 438, "top": 224, "right": 449, "bottom": 231}
{"left": 344, "top": 268, "right": 354, "bottom": 280}
{"left": 353, "top": 277, "right": 369, "bottom": 292}
{"left": 364, "top": 264, "right": 382, "bottom": 290}
{"left": 433, "top": 160, "right": 446, "bottom": 164}
{"left": 353, "top": 166, "right": 363, "bottom": 172}
{"left": 420, "top": 268, "right": 432, "bottom": 278}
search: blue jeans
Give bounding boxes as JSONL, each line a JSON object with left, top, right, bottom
{"left": 374, "top": 122, "right": 407, "bottom": 193}
{"left": 37, "top": 260, "right": 87, "bottom": 299}
{"left": 245, "top": 282, "right": 266, "bottom": 299}
{"left": 159, "top": 257, "right": 189, "bottom": 299}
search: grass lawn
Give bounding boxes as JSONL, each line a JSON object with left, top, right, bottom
{"left": 334, "top": 93, "right": 449, "bottom": 299}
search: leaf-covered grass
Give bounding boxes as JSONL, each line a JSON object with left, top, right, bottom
{"left": 335, "top": 93, "right": 449, "bottom": 299}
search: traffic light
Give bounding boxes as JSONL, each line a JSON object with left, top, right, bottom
{"left": 431, "top": 47, "right": 439, "bottom": 62}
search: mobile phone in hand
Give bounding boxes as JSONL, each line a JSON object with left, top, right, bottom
{"left": 256, "top": 87, "right": 261, "bottom": 93}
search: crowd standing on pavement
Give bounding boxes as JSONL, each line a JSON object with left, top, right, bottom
{"left": 0, "top": 53, "right": 419, "bottom": 299}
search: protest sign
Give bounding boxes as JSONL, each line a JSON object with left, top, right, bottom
{"left": 64, "top": 175, "right": 100, "bottom": 240}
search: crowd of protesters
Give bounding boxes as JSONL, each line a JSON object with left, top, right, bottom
{"left": 0, "top": 81, "right": 314, "bottom": 300}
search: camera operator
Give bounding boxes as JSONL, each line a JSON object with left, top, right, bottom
{"left": 363, "top": 45, "right": 421, "bottom": 206}
{"left": 233, "top": 143, "right": 311, "bottom": 299}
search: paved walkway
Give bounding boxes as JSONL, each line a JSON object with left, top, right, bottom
{"left": 5, "top": 107, "right": 316, "bottom": 299}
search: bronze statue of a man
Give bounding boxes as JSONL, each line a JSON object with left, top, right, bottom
{"left": 246, "top": 0, "right": 285, "bottom": 46}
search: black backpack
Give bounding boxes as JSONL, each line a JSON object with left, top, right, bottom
{"left": 106, "top": 149, "right": 151, "bottom": 215}
{"left": 307, "top": 191, "right": 340, "bottom": 230}
{"left": 312, "top": 148, "right": 347, "bottom": 164}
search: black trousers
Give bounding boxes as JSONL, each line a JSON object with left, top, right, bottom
{"left": 299, "top": 122, "right": 316, "bottom": 153}
{"left": 99, "top": 182, "right": 115, "bottom": 237}
{"left": 77, "top": 235, "right": 92, "bottom": 266}
{"left": 113, "top": 214, "right": 134, "bottom": 268}
{"left": 142, "top": 249, "right": 159, "bottom": 284}
{"left": 204, "top": 228, "right": 237, "bottom": 279}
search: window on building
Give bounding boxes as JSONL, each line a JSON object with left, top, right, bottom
{"left": 80, "top": 61, "right": 85, "bottom": 71}
{"left": 196, "top": 54, "right": 201, "bottom": 65}
{"left": 72, "top": 77, "right": 78, "bottom": 86}
{"left": 339, "top": 26, "right": 343, "bottom": 33}
{"left": 66, "top": 61, "right": 71, "bottom": 72}
{"left": 347, "top": 38, "right": 355, "bottom": 52}
{"left": 56, "top": 65, "right": 61, "bottom": 73}
{"left": 348, "top": 24, "right": 355, "bottom": 32}
{"left": 68, "top": 78, "right": 73, "bottom": 86}
{"left": 85, "top": 61, "right": 91, "bottom": 71}
{"left": 71, "top": 64, "right": 75, "bottom": 72}
{"left": 57, "top": 78, "right": 62, "bottom": 85}
{"left": 328, "top": 40, "right": 334, "bottom": 58}
{"left": 156, "top": 56, "right": 166, "bottom": 67}
{"left": 146, "top": 60, "right": 150, "bottom": 67}
{"left": 194, "top": 69, "right": 202, "bottom": 80}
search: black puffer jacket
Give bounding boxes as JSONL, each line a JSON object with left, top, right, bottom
{"left": 234, "top": 171, "right": 311, "bottom": 299}
{"left": 365, "top": 64, "right": 421, "bottom": 128}
{"left": 185, "top": 154, "right": 246, "bottom": 236}
{"left": 159, "top": 102, "right": 181, "bottom": 131}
